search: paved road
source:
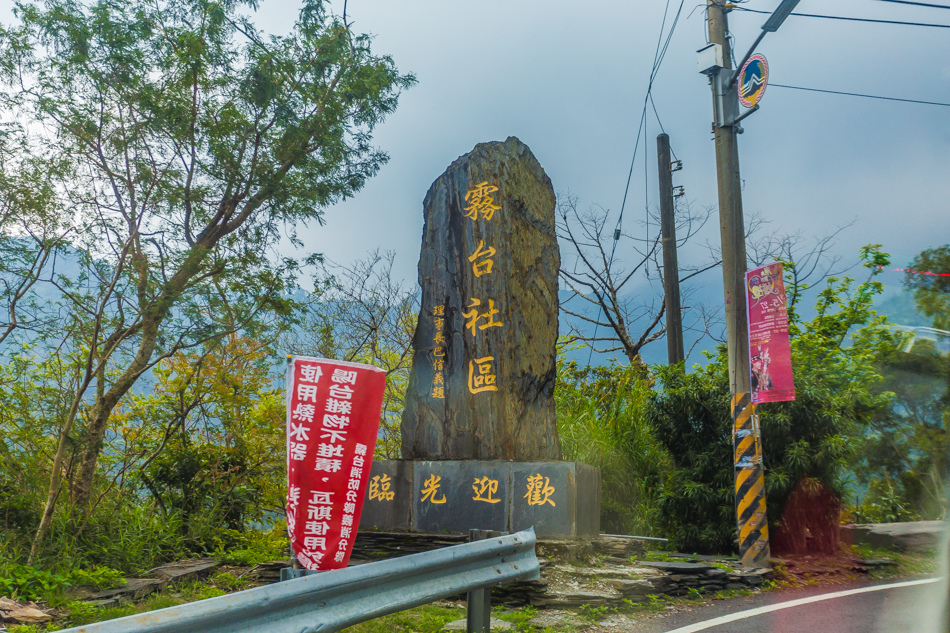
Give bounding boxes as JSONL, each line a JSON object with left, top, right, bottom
{"left": 592, "top": 578, "right": 948, "bottom": 633}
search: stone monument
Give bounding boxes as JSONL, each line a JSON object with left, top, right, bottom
{"left": 401, "top": 136, "right": 562, "bottom": 461}
{"left": 360, "top": 137, "right": 600, "bottom": 537}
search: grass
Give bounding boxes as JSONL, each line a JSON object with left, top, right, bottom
{"left": 494, "top": 605, "right": 540, "bottom": 632}
{"left": 850, "top": 544, "right": 939, "bottom": 579}
{"left": 629, "top": 550, "right": 736, "bottom": 572}
{"left": 6, "top": 579, "right": 774, "bottom": 633}
{"left": 5, "top": 574, "right": 250, "bottom": 633}
{"left": 339, "top": 603, "right": 465, "bottom": 632}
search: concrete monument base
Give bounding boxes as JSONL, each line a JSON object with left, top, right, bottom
{"left": 359, "top": 460, "right": 600, "bottom": 538}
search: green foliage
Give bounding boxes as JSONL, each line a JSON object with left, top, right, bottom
{"left": 649, "top": 247, "right": 895, "bottom": 554}
{"left": 0, "top": 0, "right": 413, "bottom": 560}
{"left": 850, "top": 244, "right": 950, "bottom": 521}
{"left": 577, "top": 604, "right": 610, "bottom": 622}
{"left": 859, "top": 478, "right": 920, "bottom": 523}
{"left": 0, "top": 563, "right": 122, "bottom": 602}
{"left": 338, "top": 604, "right": 464, "bottom": 633}
{"left": 857, "top": 339, "right": 949, "bottom": 521}
{"left": 63, "top": 566, "right": 124, "bottom": 591}
{"left": 648, "top": 358, "right": 736, "bottom": 553}
{"left": 0, "top": 339, "right": 287, "bottom": 572}
{"left": 555, "top": 349, "right": 670, "bottom": 535}
{"left": 211, "top": 524, "right": 289, "bottom": 566}
{"left": 904, "top": 244, "right": 950, "bottom": 331}
{"left": 29, "top": 497, "right": 188, "bottom": 573}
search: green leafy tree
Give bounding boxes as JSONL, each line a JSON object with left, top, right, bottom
{"left": 125, "top": 336, "right": 286, "bottom": 545}
{"left": 0, "top": 0, "right": 413, "bottom": 560}
{"left": 858, "top": 338, "right": 950, "bottom": 521}
{"left": 283, "top": 251, "right": 416, "bottom": 458}
{"left": 649, "top": 247, "right": 895, "bottom": 553}
{"left": 904, "top": 244, "right": 950, "bottom": 331}
{"left": 853, "top": 244, "right": 950, "bottom": 521}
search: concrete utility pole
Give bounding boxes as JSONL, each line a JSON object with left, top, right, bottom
{"left": 656, "top": 133, "right": 684, "bottom": 366}
{"left": 705, "top": 0, "right": 770, "bottom": 568}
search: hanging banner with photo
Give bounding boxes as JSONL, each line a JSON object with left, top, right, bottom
{"left": 746, "top": 263, "right": 796, "bottom": 404}
{"left": 285, "top": 356, "right": 386, "bottom": 570}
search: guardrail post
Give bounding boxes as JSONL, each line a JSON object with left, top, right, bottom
{"left": 467, "top": 529, "right": 499, "bottom": 633}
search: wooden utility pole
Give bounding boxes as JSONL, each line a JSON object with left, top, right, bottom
{"left": 656, "top": 133, "right": 684, "bottom": 366}
{"left": 705, "top": 0, "right": 770, "bottom": 567}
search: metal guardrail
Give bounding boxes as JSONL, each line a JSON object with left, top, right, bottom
{"left": 59, "top": 527, "right": 540, "bottom": 633}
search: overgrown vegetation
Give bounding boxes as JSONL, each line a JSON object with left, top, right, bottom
{"left": 554, "top": 353, "right": 669, "bottom": 536}
{"left": 0, "top": 0, "right": 943, "bottom": 611}
{"left": 647, "top": 247, "right": 905, "bottom": 553}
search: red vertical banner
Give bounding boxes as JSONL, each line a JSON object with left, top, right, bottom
{"left": 285, "top": 356, "right": 386, "bottom": 570}
{"left": 746, "top": 263, "right": 796, "bottom": 404}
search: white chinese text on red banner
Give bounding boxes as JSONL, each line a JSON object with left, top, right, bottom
{"left": 285, "top": 356, "right": 386, "bottom": 570}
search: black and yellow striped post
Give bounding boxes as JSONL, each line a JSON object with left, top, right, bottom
{"left": 706, "top": 0, "right": 772, "bottom": 569}
{"left": 732, "top": 393, "right": 770, "bottom": 567}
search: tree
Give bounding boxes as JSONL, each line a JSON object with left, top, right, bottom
{"left": 648, "top": 247, "right": 895, "bottom": 553}
{"left": 858, "top": 339, "right": 949, "bottom": 521}
{"left": 904, "top": 244, "right": 950, "bottom": 331}
{"left": 283, "top": 251, "right": 416, "bottom": 458}
{"left": 555, "top": 346, "right": 670, "bottom": 535}
{"left": 557, "top": 194, "right": 715, "bottom": 367}
{"left": 126, "top": 336, "right": 286, "bottom": 542}
{"left": 0, "top": 0, "right": 413, "bottom": 559}
{"left": 745, "top": 220, "right": 856, "bottom": 315}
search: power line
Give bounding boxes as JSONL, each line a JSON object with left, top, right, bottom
{"left": 770, "top": 82, "right": 950, "bottom": 107}
{"left": 613, "top": 0, "right": 686, "bottom": 268}
{"left": 874, "top": 0, "right": 950, "bottom": 9}
{"left": 589, "top": 0, "right": 685, "bottom": 366}
{"left": 735, "top": 6, "right": 950, "bottom": 27}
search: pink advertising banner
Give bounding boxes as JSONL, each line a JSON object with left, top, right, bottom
{"left": 745, "top": 263, "right": 796, "bottom": 404}
{"left": 285, "top": 356, "right": 386, "bottom": 571}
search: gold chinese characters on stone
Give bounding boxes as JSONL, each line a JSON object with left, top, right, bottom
{"left": 524, "top": 474, "right": 556, "bottom": 507}
{"left": 468, "top": 240, "right": 496, "bottom": 277}
{"left": 462, "top": 298, "right": 503, "bottom": 337}
{"left": 463, "top": 182, "right": 500, "bottom": 221}
{"left": 368, "top": 474, "right": 394, "bottom": 501}
{"left": 468, "top": 356, "right": 497, "bottom": 394}
{"left": 421, "top": 473, "right": 446, "bottom": 504}
{"left": 430, "top": 304, "right": 446, "bottom": 400}
{"left": 472, "top": 476, "right": 501, "bottom": 504}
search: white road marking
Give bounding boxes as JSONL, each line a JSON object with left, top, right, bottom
{"left": 663, "top": 577, "right": 943, "bottom": 633}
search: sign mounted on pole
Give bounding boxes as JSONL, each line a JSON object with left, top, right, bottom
{"left": 737, "top": 53, "right": 769, "bottom": 108}
{"left": 745, "top": 263, "right": 796, "bottom": 404}
{"left": 285, "top": 356, "right": 386, "bottom": 571}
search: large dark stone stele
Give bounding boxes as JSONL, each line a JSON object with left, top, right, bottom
{"left": 401, "top": 137, "right": 562, "bottom": 461}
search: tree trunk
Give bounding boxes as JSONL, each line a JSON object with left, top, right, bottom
{"left": 71, "top": 326, "right": 161, "bottom": 510}
{"left": 69, "top": 242, "right": 213, "bottom": 510}
{"left": 29, "top": 392, "right": 87, "bottom": 563}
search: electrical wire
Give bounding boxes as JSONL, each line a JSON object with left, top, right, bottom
{"left": 735, "top": 6, "right": 950, "bottom": 27}
{"left": 587, "top": 0, "right": 685, "bottom": 366}
{"left": 873, "top": 0, "right": 950, "bottom": 9}
{"left": 770, "top": 83, "right": 950, "bottom": 107}
{"left": 614, "top": 0, "right": 686, "bottom": 264}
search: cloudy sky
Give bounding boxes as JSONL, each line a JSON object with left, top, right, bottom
{"left": 248, "top": 0, "right": 950, "bottom": 278}
{"left": 259, "top": 0, "right": 950, "bottom": 360}
{"left": 2, "top": 0, "right": 948, "bottom": 361}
